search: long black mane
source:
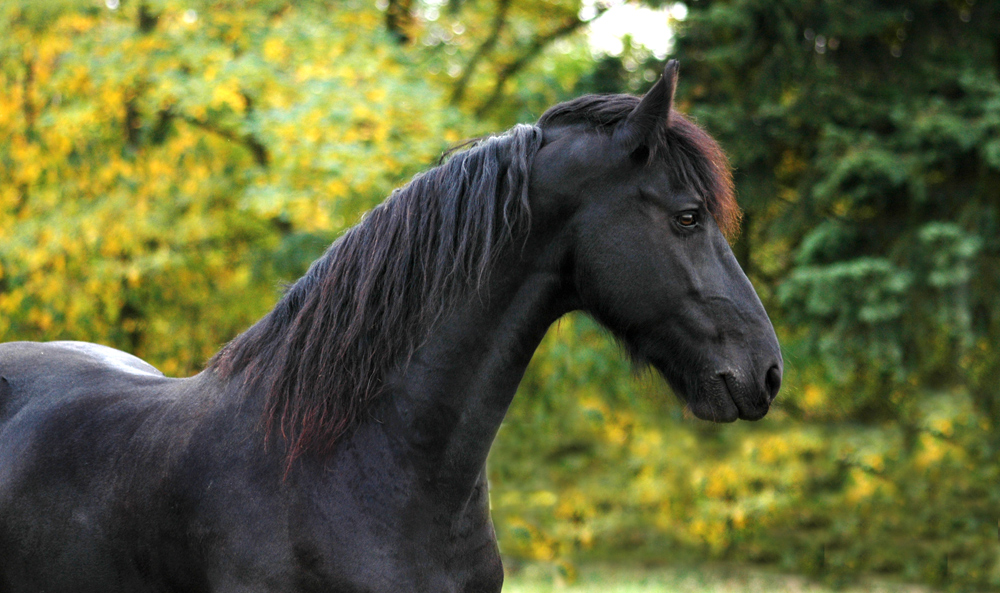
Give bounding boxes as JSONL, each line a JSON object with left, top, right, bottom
{"left": 210, "top": 124, "right": 543, "bottom": 462}
{"left": 210, "top": 94, "right": 738, "bottom": 463}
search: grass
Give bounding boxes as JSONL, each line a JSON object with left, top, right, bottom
{"left": 502, "top": 562, "right": 937, "bottom": 593}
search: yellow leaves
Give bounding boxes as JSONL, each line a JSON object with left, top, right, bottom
{"left": 845, "top": 468, "right": 879, "bottom": 503}
{"left": 861, "top": 451, "right": 886, "bottom": 473}
{"left": 505, "top": 517, "right": 560, "bottom": 561}
{"left": 180, "top": 163, "right": 212, "bottom": 197}
{"left": 160, "top": 358, "right": 181, "bottom": 377}
{"left": 703, "top": 465, "right": 738, "bottom": 499}
{"left": 263, "top": 38, "right": 288, "bottom": 63}
{"left": 579, "top": 394, "right": 609, "bottom": 419}
{"left": 929, "top": 416, "right": 954, "bottom": 438}
{"left": 777, "top": 149, "right": 807, "bottom": 178}
{"left": 65, "top": 64, "right": 93, "bottom": 94}
{"left": 15, "top": 159, "right": 43, "bottom": 187}
{"left": 553, "top": 491, "right": 585, "bottom": 520}
{"left": 130, "top": 35, "right": 166, "bottom": 55}
{"left": 211, "top": 83, "right": 245, "bottom": 113}
{"left": 914, "top": 432, "right": 948, "bottom": 469}
{"left": 364, "top": 87, "right": 387, "bottom": 104}
{"left": 339, "top": 9, "right": 380, "bottom": 30}
{"left": 731, "top": 507, "right": 747, "bottom": 530}
{"left": 294, "top": 63, "right": 332, "bottom": 83}
{"left": 231, "top": 264, "right": 251, "bottom": 290}
{"left": 628, "top": 427, "right": 662, "bottom": 458}
{"left": 742, "top": 434, "right": 782, "bottom": 465}
{"left": 0, "top": 291, "right": 25, "bottom": 317}
{"left": 56, "top": 12, "right": 96, "bottom": 35}
{"left": 27, "top": 307, "right": 54, "bottom": 332}
{"left": 9, "top": 140, "right": 43, "bottom": 185}
{"left": 35, "top": 274, "right": 65, "bottom": 305}
{"left": 528, "top": 490, "right": 558, "bottom": 507}
{"left": 99, "top": 233, "right": 122, "bottom": 258}
{"left": 286, "top": 199, "right": 333, "bottom": 233}
{"left": 689, "top": 518, "right": 729, "bottom": 553}
{"left": 604, "top": 422, "right": 628, "bottom": 446}
{"left": 530, "top": 539, "right": 557, "bottom": 562}
{"left": 125, "top": 266, "right": 141, "bottom": 288}
{"left": 189, "top": 105, "right": 208, "bottom": 121}
{"left": 0, "top": 0, "right": 460, "bottom": 369}
{"left": 0, "top": 91, "right": 23, "bottom": 127}
{"left": 632, "top": 467, "right": 662, "bottom": 506}
{"left": 778, "top": 186, "right": 798, "bottom": 204}
{"left": 326, "top": 179, "right": 350, "bottom": 199}
{"left": 499, "top": 489, "right": 559, "bottom": 510}
{"left": 832, "top": 198, "right": 852, "bottom": 217}
{"left": 43, "top": 128, "right": 73, "bottom": 159}
{"left": 801, "top": 383, "right": 827, "bottom": 411}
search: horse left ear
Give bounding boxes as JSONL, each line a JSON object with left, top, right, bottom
{"left": 614, "top": 59, "right": 679, "bottom": 156}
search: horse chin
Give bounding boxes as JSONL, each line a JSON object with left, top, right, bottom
{"left": 696, "top": 373, "right": 770, "bottom": 422}
{"left": 654, "top": 362, "right": 770, "bottom": 423}
{"left": 686, "top": 390, "right": 741, "bottom": 423}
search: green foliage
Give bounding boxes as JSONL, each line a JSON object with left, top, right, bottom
{"left": 0, "top": 0, "right": 465, "bottom": 373}
{"left": 504, "top": 561, "right": 931, "bottom": 593}
{"left": 490, "top": 317, "right": 998, "bottom": 590}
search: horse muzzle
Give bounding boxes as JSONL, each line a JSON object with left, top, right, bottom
{"left": 686, "top": 362, "right": 782, "bottom": 423}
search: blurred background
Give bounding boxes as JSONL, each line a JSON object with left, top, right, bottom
{"left": 0, "top": 0, "right": 997, "bottom": 590}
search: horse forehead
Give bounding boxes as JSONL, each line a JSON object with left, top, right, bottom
{"left": 539, "top": 125, "right": 615, "bottom": 164}
{"left": 530, "top": 129, "right": 690, "bottom": 217}
{"left": 532, "top": 128, "right": 623, "bottom": 197}
{"left": 639, "top": 166, "right": 687, "bottom": 196}
{"left": 537, "top": 126, "right": 677, "bottom": 187}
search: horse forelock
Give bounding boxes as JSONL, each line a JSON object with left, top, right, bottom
{"left": 209, "top": 124, "right": 543, "bottom": 467}
{"left": 538, "top": 94, "right": 740, "bottom": 240}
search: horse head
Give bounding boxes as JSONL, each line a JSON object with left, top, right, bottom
{"left": 531, "top": 61, "right": 782, "bottom": 422}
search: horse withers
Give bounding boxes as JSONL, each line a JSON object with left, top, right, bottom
{"left": 0, "top": 61, "right": 781, "bottom": 592}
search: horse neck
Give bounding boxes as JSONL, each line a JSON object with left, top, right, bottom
{"left": 384, "top": 240, "right": 572, "bottom": 498}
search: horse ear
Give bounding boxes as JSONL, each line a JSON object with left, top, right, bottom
{"left": 614, "top": 59, "right": 679, "bottom": 155}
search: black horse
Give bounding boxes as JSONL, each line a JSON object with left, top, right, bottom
{"left": 0, "top": 62, "right": 780, "bottom": 592}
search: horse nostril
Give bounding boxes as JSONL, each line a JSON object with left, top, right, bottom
{"left": 765, "top": 365, "right": 782, "bottom": 402}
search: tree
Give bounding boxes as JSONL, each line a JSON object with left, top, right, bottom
{"left": 0, "top": 0, "right": 466, "bottom": 373}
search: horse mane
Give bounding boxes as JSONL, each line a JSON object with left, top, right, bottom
{"left": 538, "top": 94, "right": 740, "bottom": 239}
{"left": 209, "top": 124, "right": 543, "bottom": 465}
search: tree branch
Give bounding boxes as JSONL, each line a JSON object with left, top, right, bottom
{"left": 22, "top": 57, "right": 35, "bottom": 137}
{"left": 137, "top": 3, "right": 159, "bottom": 34}
{"left": 473, "top": 5, "right": 609, "bottom": 117}
{"left": 17, "top": 57, "right": 35, "bottom": 215}
{"left": 179, "top": 112, "right": 271, "bottom": 168}
{"left": 385, "top": 0, "right": 416, "bottom": 44}
{"left": 449, "top": 0, "right": 512, "bottom": 106}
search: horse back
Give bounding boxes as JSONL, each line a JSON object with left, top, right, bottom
{"left": 0, "top": 341, "right": 165, "bottom": 420}
{"left": 0, "top": 341, "right": 216, "bottom": 592}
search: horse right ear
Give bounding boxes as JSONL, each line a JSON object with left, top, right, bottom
{"left": 613, "top": 60, "right": 679, "bottom": 156}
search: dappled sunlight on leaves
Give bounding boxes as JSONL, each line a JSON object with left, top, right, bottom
{"left": 0, "top": 0, "right": 466, "bottom": 374}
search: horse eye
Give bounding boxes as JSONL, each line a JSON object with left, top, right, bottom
{"left": 677, "top": 212, "right": 698, "bottom": 227}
